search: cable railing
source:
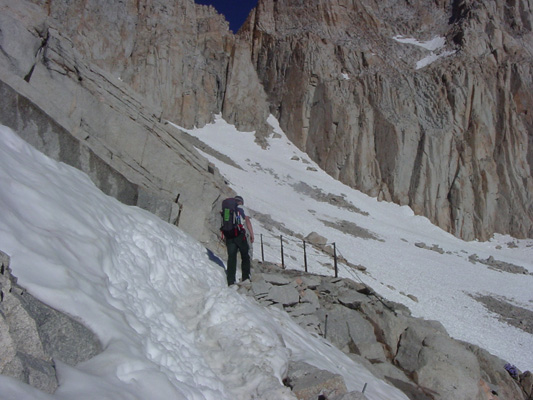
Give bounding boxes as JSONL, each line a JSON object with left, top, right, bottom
{"left": 255, "top": 232, "right": 364, "bottom": 280}
{"left": 250, "top": 231, "right": 398, "bottom": 315}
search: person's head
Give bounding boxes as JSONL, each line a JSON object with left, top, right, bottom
{"left": 235, "top": 195, "right": 244, "bottom": 205}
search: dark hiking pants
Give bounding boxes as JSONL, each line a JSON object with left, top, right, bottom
{"left": 225, "top": 232, "right": 250, "bottom": 285}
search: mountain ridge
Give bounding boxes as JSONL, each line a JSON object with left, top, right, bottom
{"left": 0, "top": 0, "right": 532, "bottom": 242}
{"left": 239, "top": 0, "right": 533, "bottom": 241}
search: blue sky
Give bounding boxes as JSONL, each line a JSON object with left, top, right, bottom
{"left": 195, "top": 0, "right": 258, "bottom": 32}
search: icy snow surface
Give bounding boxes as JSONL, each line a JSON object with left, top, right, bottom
{"left": 393, "top": 35, "right": 446, "bottom": 51}
{"left": 0, "top": 124, "right": 409, "bottom": 399}
{"left": 393, "top": 35, "right": 456, "bottom": 69}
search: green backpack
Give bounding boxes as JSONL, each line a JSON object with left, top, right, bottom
{"left": 220, "top": 198, "right": 239, "bottom": 238}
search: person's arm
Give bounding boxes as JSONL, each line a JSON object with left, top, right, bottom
{"left": 245, "top": 216, "right": 254, "bottom": 243}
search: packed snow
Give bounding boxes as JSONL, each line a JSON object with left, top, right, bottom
{"left": 393, "top": 35, "right": 456, "bottom": 69}
{"left": 414, "top": 50, "right": 456, "bottom": 70}
{"left": 0, "top": 125, "right": 409, "bottom": 399}
{"left": 393, "top": 35, "right": 446, "bottom": 51}
{"left": 1, "top": 113, "right": 532, "bottom": 400}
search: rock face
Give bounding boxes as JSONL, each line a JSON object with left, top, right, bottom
{"left": 0, "top": 0, "right": 239, "bottom": 243}
{"left": 25, "top": 0, "right": 271, "bottom": 134}
{"left": 2, "top": 0, "right": 533, "bottom": 242}
{"left": 0, "top": 250, "right": 102, "bottom": 393}
{"left": 285, "top": 361, "right": 360, "bottom": 400}
{"left": 241, "top": 0, "right": 533, "bottom": 241}
{"left": 239, "top": 262, "right": 529, "bottom": 400}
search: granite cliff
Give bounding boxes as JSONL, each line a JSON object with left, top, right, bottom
{"left": 240, "top": 0, "right": 533, "bottom": 240}
{"left": 0, "top": 0, "right": 532, "bottom": 242}
{"left": 0, "top": 0, "right": 239, "bottom": 243}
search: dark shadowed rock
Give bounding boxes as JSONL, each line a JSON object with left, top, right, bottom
{"left": 1, "top": 251, "right": 102, "bottom": 393}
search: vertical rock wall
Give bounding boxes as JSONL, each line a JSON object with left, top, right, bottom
{"left": 241, "top": 0, "right": 533, "bottom": 240}
{"left": 0, "top": 0, "right": 235, "bottom": 244}
{"left": 2, "top": 0, "right": 533, "bottom": 241}
{"left": 27, "top": 0, "right": 271, "bottom": 133}
{"left": 29, "top": 0, "right": 230, "bottom": 128}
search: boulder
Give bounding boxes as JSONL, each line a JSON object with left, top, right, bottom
{"left": 242, "top": 262, "right": 528, "bottom": 400}
{"left": 413, "top": 334, "right": 483, "bottom": 400}
{"left": 262, "top": 273, "right": 293, "bottom": 286}
{"left": 300, "top": 288, "right": 320, "bottom": 309}
{"left": 0, "top": 251, "right": 57, "bottom": 393}
{"left": 394, "top": 321, "right": 448, "bottom": 373}
{"left": 305, "top": 232, "right": 328, "bottom": 246}
{"left": 338, "top": 290, "right": 370, "bottom": 310}
{"left": 300, "top": 275, "right": 322, "bottom": 289}
{"left": 251, "top": 279, "right": 273, "bottom": 297}
{"left": 266, "top": 284, "right": 300, "bottom": 306}
{"left": 463, "top": 343, "right": 528, "bottom": 400}
{"left": 520, "top": 371, "right": 533, "bottom": 398}
{"left": 357, "top": 300, "right": 411, "bottom": 357}
{"left": 286, "top": 302, "right": 319, "bottom": 318}
{"left": 319, "top": 304, "right": 386, "bottom": 361}
{"left": 0, "top": 251, "right": 102, "bottom": 393}
{"left": 331, "top": 392, "right": 369, "bottom": 400}
{"left": 393, "top": 321, "right": 516, "bottom": 400}
{"left": 286, "top": 361, "right": 348, "bottom": 400}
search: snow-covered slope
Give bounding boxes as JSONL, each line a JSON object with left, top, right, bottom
{"left": 0, "top": 125, "right": 409, "bottom": 399}
{"left": 179, "top": 115, "right": 533, "bottom": 374}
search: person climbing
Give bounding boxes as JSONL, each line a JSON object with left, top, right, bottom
{"left": 220, "top": 195, "right": 254, "bottom": 286}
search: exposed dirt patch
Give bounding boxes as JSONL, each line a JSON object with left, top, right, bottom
{"left": 292, "top": 182, "right": 368, "bottom": 215}
{"left": 473, "top": 295, "right": 533, "bottom": 335}
{"left": 252, "top": 210, "right": 298, "bottom": 237}
{"left": 468, "top": 255, "right": 532, "bottom": 275}
{"left": 182, "top": 133, "right": 242, "bottom": 170}
{"left": 320, "top": 219, "right": 382, "bottom": 241}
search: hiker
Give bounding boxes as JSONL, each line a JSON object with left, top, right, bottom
{"left": 221, "top": 195, "right": 254, "bottom": 285}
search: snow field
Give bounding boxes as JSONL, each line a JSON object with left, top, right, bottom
{"left": 0, "top": 125, "right": 408, "bottom": 399}
{"left": 181, "top": 115, "right": 533, "bottom": 374}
